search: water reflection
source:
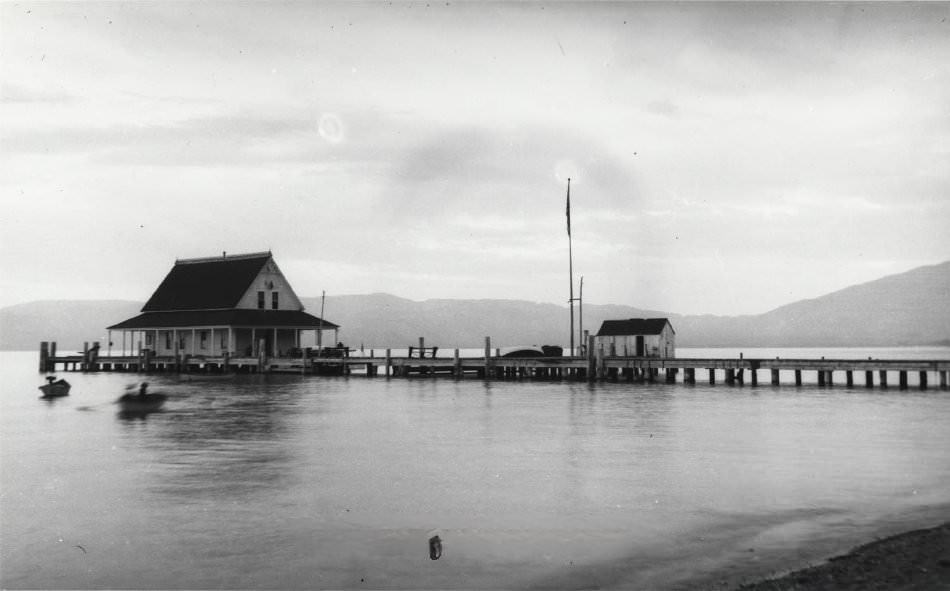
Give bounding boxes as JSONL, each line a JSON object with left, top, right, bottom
{"left": 121, "top": 377, "right": 316, "bottom": 501}
{"left": 116, "top": 408, "right": 164, "bottom": 421}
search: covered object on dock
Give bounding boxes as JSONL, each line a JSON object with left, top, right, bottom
{"left": 107, "top": 251, "right": 338, "bottom": 358}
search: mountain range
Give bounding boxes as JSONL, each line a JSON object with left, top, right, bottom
{"left": 2, "top": 261, "right": 948, "bottom": 351}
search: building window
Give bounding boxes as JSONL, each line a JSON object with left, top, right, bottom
{"left": 165, "top": 332, "right": 171, "bottom": 349}
{"left": 257, "top": 291, "right": 265, "bottom": 309}
{"left": 146, "top": 333, "right": 153, "bottom": 346}
{"left": 272, "top": 291, "right": 279, "bottom": 310}
{"left": 200, "top": 331, "right": 208, "bottom": 349}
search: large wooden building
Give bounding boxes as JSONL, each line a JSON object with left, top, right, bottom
{"left": 108, "top": 252, "right": 338, "bottom": 358}
{"left": 594, "top": 318, "right": 675, "bottom": 358}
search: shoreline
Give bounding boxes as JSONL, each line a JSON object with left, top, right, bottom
{"left": 734, "top": 521, "right": 950, "bottom": 591}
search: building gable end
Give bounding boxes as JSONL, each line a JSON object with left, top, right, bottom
{"left": 234, "top": 257, "right": 305, "bottom": 311}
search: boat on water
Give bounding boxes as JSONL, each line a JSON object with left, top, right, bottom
{"left": 39, "top": 377, "right": 71, "bottom": 398}
{"left": 117, "top": 383, "right": 167, "bottom": 412}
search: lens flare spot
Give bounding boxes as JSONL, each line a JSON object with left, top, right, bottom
{"left": 318, "top": 113, "right": 345, "bottom": 144}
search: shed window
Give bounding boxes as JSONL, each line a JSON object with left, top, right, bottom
{"left": 272, "top": 292, "right": 279, "bottom": 310}
{"left": 257, "top": 291, "right": 265, "bottom": 309}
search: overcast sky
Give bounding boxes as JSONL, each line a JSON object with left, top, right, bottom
{"left": 2, "top": 2, "right": 948, "bottom": 316}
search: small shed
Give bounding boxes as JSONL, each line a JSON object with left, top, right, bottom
{"left": 594, "top": 318, "right": 675, "bottom": 358}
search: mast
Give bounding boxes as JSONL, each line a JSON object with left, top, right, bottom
{"left": 318, "top": 290, "right": 326, "bottom": 352}
{"left": 566, "top": 178, "right": 575, "bottom": 356}
{"left": 578, "top": 275, "right": 584, "bottom": 355}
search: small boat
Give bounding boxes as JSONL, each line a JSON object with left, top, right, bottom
{"left": 39, "top": 377, "right": 71, "bottom": 398}
{"left": 117, "top": 392, "right": 167, "bottom": 412}
{"left": 117, "top": 382, "right": 167, "bottom": 412}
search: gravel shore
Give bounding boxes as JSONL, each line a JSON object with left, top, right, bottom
{"left": 735, "top": 522, "right": 950, "bottom": 591}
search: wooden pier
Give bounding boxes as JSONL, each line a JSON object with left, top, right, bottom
{"left": 37, "top": 339, "right": 950, "bottom": 390}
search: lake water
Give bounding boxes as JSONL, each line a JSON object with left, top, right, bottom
{"left": 2, "top": 348, "right": 949, "bottom": 590}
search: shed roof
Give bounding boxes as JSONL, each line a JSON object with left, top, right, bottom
{"left": 108, "top": 309, "right": 339, "bottom": 330}
{"left": 596, "top": 318, "right": 674, "bottom": 336}
{"left": 142, "top": 252, "right": 271, "bottom": 312}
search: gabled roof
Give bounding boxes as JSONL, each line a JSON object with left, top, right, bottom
{"left": 108, "top": 309, "right": 339, "bottom": 330}
{"left": 596, "top": 318, "right": 674, "bottom": 336}
{"left": 142, "top": 252, "right": 271, "bottom": 312}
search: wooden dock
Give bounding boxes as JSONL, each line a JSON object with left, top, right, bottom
{"left": 37, "top": 339, "right": 950, "bottom": 390}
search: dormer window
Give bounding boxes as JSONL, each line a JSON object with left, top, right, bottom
{"left": 272, "top": 292, "right": 279, "bottom": 310}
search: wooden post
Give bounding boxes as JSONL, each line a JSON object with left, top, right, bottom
{"left": 385, "top": 348, "right": 392, "bottom": 377}
{"left": 941, "top": 371, "right": 948, "bottom": 390}
{"left": 586, "top": 335, "right": 595, "bottom": 380}
{"left": 39, "top": 342, "right": 49, "bottom": 372}
{"left": 826, "top": 370, "right": 833, "bottom": 387}
{"left": 419, "top": 337, "right": 425, "bottom": 358}
{"left": 483, "top": 337, "right": 491, "bottom": 378}
{"left": 750, "top": 369, "right": 757, "bottom": 386}
{"left": 771, "top": 369, "right": 780, "bottom": 386}
{"left": 846, "top": 370, "right": 854, "bottom": 387}
{"left": 865, "top": 370, "right": 874, "bottom": 388}
{"left": 899, "top": 371, "right": 908, "bottom": 390}
{"left": 817, "top": 370, "right": 825, "bottom": 387}
{"left": 454, "top": 349, "right": 461, "bottom": 377}
{"left": 919, "top": 371, "right": 927, "bottom": 390}
{"left": 684, "top": 368, "right": 695, "bottom": 384}
{"left": 708, "top": 369, "right": 715, "bottom": 385}
{"left": 725, "top": 368, "right": 735, "bottom": 384}
{"left": 879, "top": 370, "right": 888, "bottom": 388}
{"left": 794, "top": 369, "right": 802, "bottom": 386}
{"left": 49, "top": 342, "right": 57, "bottom": 372}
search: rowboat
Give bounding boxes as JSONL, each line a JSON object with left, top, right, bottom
{"left": 117, "top": 392, "right": 167, "bottom": 412}
{"left": 117, "top": 382, "right": 167, "bottom": 412}
{"left": 39, "top": 377, "right": 71, "bottom": 398}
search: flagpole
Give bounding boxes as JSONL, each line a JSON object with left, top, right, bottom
{"left": 567, "top": 178, "right": 574, "bottom": 356}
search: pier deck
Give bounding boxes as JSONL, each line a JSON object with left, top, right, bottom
{"left": 37, "top": 341, "right": 950, "bottom": 389}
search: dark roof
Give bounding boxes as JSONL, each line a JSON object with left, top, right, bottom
{"left": 142, "top": 252, "right": 271, "bottom": 311}
{"left": 596, "top": 318, "right": 673, "bottom": 336}
{"left": 109, "top": 310, "right": 339, "bottom": 330}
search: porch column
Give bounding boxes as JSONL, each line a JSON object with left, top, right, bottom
{"left": 211, "top": 328, "right": 215, "bottom": 357}
{"left": 251, "top": 328, "right": 256, "bottom": 355}
{"left": 228, "top": 327, "right": 233, "bottom": 355}
{"left": 191, "top": 328, "right": 196, "bottom": 356}
{"left": 273, "top": 328, "right": 278, "bottom": 357}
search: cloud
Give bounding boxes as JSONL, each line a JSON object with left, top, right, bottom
{"left": 384, "top": 125, "right": 641, "bottom": 221}
{"left": 0, "top": 82, "right": 73, "bottom": 104}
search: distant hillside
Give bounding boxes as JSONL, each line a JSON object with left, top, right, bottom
{"left": 2, "top": 262, "right": 948, "bottom": 350}
{"left": 674, "top": 261, "right": 950, "bottom": 347}
{"left": 0, "top": 300, "right": 142, "bottom": 352}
